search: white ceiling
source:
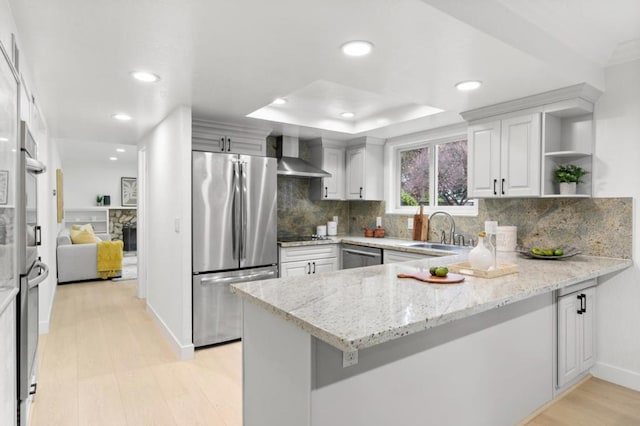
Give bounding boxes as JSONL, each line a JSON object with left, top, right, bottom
{"left": 7, "top": 0, "right": 640, "bottom": 164}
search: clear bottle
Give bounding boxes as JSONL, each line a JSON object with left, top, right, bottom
{"left": 468, "top": 232, "right": 493, "bottom": 270}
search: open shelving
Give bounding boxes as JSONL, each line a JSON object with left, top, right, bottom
{"left": 541, "top": 101, "right": 594, "bottom": 197}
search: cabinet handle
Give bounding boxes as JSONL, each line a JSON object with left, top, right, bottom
{"left": 577, "top": 294, "right": 584, "bottom": 315}
{"left": 501, "top": 178, "right": 505, "bottom": 195}
{"left": 581, "top": 293, "right": 587, "bottom": 313}
{"left": 312, "top": 262, "right": 316, "bottom": 274}
{"left": 359, "top": 187, "right": 363, "bottom": 199}
{"left": 493, "top": 179, "right": 497, "bottom": 195}
{"left": 220, "top": 137, "right": 225, "bottom": 151}
{"left": 325, "top": 187, "right": 328, "bottom": 198}
{"left": 227, "top": 137, "right": 232, "bottom": 152}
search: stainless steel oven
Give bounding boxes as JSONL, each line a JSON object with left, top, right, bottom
{"left": 17, "top": 121, "right": 48, "bottom": 426}
{"left": 341, "top": 244, "right": 382, "bottom": 269}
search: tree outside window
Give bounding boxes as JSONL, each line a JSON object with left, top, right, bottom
{"left": 398, "top": 138, "right": 471, "bottom": 208}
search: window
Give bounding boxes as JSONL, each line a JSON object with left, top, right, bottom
{"left": 387, "top": 132, "right": 477, "bottom": 216}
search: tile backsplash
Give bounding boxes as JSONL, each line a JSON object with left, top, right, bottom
{"left": 277, "top": 177, "right": 632, "bottom": 258}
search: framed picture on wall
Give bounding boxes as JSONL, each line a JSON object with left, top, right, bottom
{"left": 121, "top": 177, "right": 137, "bottom": 207}
{"left": 0, "top": 170, "right": 8, "bottom": 205}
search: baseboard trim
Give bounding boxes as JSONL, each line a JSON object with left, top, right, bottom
{"left": 146, "top": 303, "right": 194, "bottom": 361}
{"left": 591, "top": 361, "right": 640, "bottom": 392}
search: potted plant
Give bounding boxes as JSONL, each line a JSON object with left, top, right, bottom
{"left": 554, "top": 164, "right": 588, "bottom": 195}
{"left": 96, "top": 195, "right": 104, "bottom": 206}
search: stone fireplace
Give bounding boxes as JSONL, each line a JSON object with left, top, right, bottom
{"left": 108, "top": 208, "right": 137, "bottom": 246}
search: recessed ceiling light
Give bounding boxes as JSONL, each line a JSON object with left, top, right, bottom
{"left": 272, "top": 98, "right": 287, "bottom": 105}
{"left": 455, "top": 80, "right": 482, "bottom": 91}
{"left": 341, "top": 112, "right": 355, "bottom": 118}
{"left": 112, "top": 113, "right": 132, "bottom": 121}
{"left": 0, "top": 137, "right": 8, "bottom": 142}
{"left": 341, "top": 40, "right": 374, "bottom": 57}
{"left": 116, "top": 148, "right": 126, "bottom": 153}
{"left": 109, "top": 157, "right": 118, "bottom": 161}
{"left": 131, "top": 71, "right": 160, "bottom": 83}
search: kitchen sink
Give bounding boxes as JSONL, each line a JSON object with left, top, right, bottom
{"left": 406, "top": 242, "right": 470, "bottom": 252}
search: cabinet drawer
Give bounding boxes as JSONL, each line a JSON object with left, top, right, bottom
{"left": 279, "top": 244, "right": 339, "bottom": 262}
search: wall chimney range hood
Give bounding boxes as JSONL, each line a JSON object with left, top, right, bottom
{"left": 276, "top": 135, "right": 331, "bottom": 178}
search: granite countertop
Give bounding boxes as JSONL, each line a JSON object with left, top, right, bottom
{"left": 232, "top": 250, "right": 631, "bottom": 355}
{"left": 279, "top": 235, "right": 467, "bottom": 256}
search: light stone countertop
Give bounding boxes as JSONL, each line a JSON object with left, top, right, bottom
{"left": 232, "top": 248, "right": 631, "bottom": 354}
{"left": 279, "top": 235, "right": 468, "bottom": 257}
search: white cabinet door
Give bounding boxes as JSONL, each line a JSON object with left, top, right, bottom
{"left": 346, "top": 147, "right": 365, "bottom": 200}
{"left": 580, "top": 287, "right": 596, "bottom": 371}
{"left": 500, "top": 113, "right": 541, "bottom": 197}
{"left": 322, "top": 147, "right": 345, "bottom": 200}
{"left": 557, "top": 292, "right": 580, "bottom": 387}
{"left": 0, "top": 298, "right": 16, "bottom": 426}
{"left": 226, "top": 134, "right": 266, "bottom": 156}
{"left": 312, "top": 257, "right": 338, "bottom": 274}
{"left": 468, "top": 120, "right": 501, "bottom": 198}
{"left": 280, "top": 260, "right": 312, "bottom": 277}
{"left": 557, "top": 286, "right": 596, "bottom": 388}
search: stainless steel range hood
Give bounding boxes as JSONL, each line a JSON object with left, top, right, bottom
{"left": 276, "top": 135, "right": 331, "bottom": 178}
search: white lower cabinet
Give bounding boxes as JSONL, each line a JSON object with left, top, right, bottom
{"left": 279, "top": 244, "right": 339, "bottom": 278}
{"left": 557, "top": 284, "right": 596, "bottom": 388}
{"left": 0, "top": 296, "right": 16, "bottom": 426}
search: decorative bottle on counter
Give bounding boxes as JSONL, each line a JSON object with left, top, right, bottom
{"left": 468, "top": 232, "right": 493, "bottom": 270}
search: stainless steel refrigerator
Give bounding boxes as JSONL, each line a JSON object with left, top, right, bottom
{"left": 192, "top": 150, "right": 277, "bottom": 347}
{"left": 17, "top": 121, "right": 48, "bottom": 426}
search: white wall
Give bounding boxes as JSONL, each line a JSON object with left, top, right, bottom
{"left": 62, "top": 160, "right": 137, "bottom": 208}
{"left": 592, "top": 58, "right": 640, "bottom": 391}
{"left": 138, "top": 106, "right": 193, "bottom": 360}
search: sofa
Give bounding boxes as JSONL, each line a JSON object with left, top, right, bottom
{"left": 56, "top": 228, "right": 122, "bottom": 283}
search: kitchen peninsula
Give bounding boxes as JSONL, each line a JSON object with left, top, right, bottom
{"left": 232, "top": 248, "right": 631, "bottom": 425}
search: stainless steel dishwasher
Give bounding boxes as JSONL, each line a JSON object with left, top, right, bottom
{"left": 341, "top": 244, "right": 383, "bottom": 269}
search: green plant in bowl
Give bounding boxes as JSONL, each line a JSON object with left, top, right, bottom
{"left": 554, "top": 164, "right": 588, "bottom": 183}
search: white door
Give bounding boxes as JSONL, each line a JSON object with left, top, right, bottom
{"left": 279, "top": 260, "right": 311, "bottom": 277}
{"left": 346, "top": 147, "right": 365, "bottom": 199}
{"left": 557, "top": 292, "right": 580, "bottom": 387}
{"left": 500, "top": 113, "right": 541, "bottom": 197}
{"left": 580, "top": 287, "right": 596, "bottom": 371}
{"left": 312, "top": 257, "right": 338, "bottom": 274}
{"left": 323, "top": 147, "right": 344, "bottom": 200}
{"left": 468, "top": 121, "right": 501, "bottom": 198}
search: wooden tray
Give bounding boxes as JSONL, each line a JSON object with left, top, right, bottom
{"left": 447, "top": 262, "right": 518, "bottom": 278}
{"left": 397, "top": 272, "right": 465, "bottom": 284}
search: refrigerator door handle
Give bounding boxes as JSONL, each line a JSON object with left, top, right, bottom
{"left": 231, "top": 160, "right": 240, "bottom": 260}
{"left": 27, "top": 260, "right": 49, "bottom": 289}
{"left": 199, "top": 269, "right": 277, "bottom": 286}
{"left": 240, "top": 161, "right": 247, "bottom": 261}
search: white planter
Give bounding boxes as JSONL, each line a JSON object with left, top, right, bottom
{"left": 559, "top": 182, "right": 577, "bottom": 195}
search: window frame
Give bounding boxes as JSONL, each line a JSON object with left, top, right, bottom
{"left": 384, "top": 127, "right": 478, "bottom": 217}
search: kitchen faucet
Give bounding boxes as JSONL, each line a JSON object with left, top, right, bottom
{"left": 428, "top": 211, "right": 456, "bottom": 245}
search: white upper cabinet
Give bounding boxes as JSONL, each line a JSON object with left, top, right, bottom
{"left": 192, "top": 119, "right": 270, "bottom": 156}
{"left": 468, "top": 113, "right": 541, "bottom": 198}
{"left": 463, "top": 84, "right": 601, "bottom": 199}
{"left": 345, "top": 137, "right": 384, "bottom": 201}
{"left": 309, "top": 139, "right": 345, "bottom": 200}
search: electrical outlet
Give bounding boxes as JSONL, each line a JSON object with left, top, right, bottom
{"left": 407, "top": 218, "right": 413, "bottom": 230}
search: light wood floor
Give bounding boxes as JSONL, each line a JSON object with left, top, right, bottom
{"left": 526, "top": 377, "right": 640, "bottom": 426}
{"left": 31, "top": 280, "right": 242, "bottom": 426}
{"left": 32, "top": 279, "right": 640, "bottom": 426}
